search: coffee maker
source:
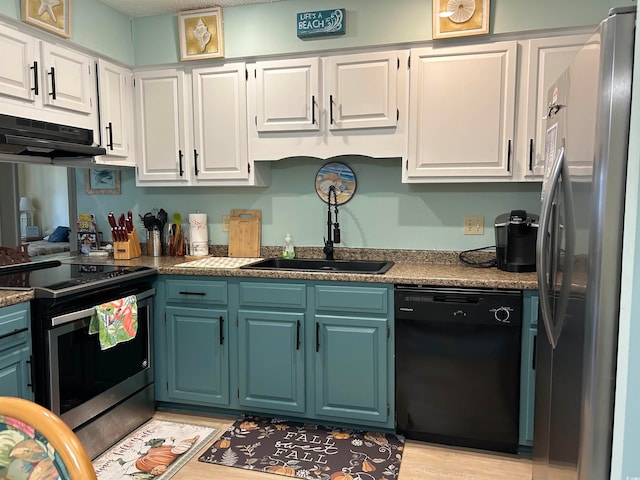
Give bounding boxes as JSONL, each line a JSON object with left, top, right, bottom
{"left": 494, "top": 210, "right": 539, "bottom": 272}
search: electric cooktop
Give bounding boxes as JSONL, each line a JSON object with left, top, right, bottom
{"left": 0, "top": 260, "right": 157, "bottom": 298}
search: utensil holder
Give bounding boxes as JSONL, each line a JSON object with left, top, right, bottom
{"left": 114, "top": 228, "right": 142, "bottom": 260}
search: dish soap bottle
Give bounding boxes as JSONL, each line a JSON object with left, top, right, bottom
{"left": 283, "top": 233, "right": 295, "bottom": 259}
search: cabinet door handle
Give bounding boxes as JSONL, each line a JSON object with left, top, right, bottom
{"left": 296, "top": 320, "right": 301, "bottom": 350}
{"left": 315, "top": 322, "right": 320, "bottom": 352}
{"left": 0, "top": 327, "right": 28, "bottom": 341}
{"left": 529, "top": 138, "right": 534, "bottom": 171}
{"left": 27, "top": 354, "right": 34, "bottom": 391}
{"left": 194, "top": 149, "right": 199, "bottom": 176}
{"left": 178, "top": 291, "right": 206, "bottom": 296}
{"left": 48, "top": 66, "right": 56, "bottom": 100}
{"left": 106, "top": 122, "right": 114, "bottom": 150}
{"left": 219, "top": 316, "right": 224, "bottom": 345}
{"left": 506, "top": 139, "right": 512, "bottom": 172}
{"left": 311, "top": 95, "right": 316, "bottom": 125}
{"left": 178, "top": 150, "right": 184, "bottom": 176}
{"left": 329, "top": 95, "right": 334, "bottom": 124}
{"left": 30, "top": 61, "right": 38, "bottom": 96}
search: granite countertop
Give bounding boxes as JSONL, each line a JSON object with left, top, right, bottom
{"left": 0, "top": 248, "right": 538, "bottom": 309}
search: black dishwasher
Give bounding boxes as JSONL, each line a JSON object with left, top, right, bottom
{"left": 395, "top": 285, "right": 522, "bottom": 453}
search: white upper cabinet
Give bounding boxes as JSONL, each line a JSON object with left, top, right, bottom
{"left": 134, "top": 69, "right": 189, "bottom": 184}
{"left": 134, "top": 66, "right": 269, "bottom": 187}
{"left": 191, "top": 64, "right": 249, "bottom": 182}
{"left": 255, "top": 57, "right": 319, "bottom": 132}
{"left": 405, "top": 41, "right": 518, "bottom": 182}
{"left": 0, "top": 22, "right": 96, "bottom": 130}
{"left": 324, "top": 51, "right": 398, "bottom": 130}
{"left": 95, "top": 59, "right": 134, "bottom": 165}
{"left": 517, "top": 33, "right": 590, "bottom": 180}
{"left": 40, "top": 43, "right": 94, "bottom": 115}
{"left": 0, "top": 26, "right": 37, "bottom": 102}
{"left": 249, "top": 49, "right": 409, "bottom": 161}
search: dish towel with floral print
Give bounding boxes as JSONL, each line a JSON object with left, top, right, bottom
{"left": 89, "top": 295, "right": 138, "bottom": 350}
{"left": 198, "top": 415, "right": 405, "bottom": 480}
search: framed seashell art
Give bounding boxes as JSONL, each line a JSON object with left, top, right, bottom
{"left": 21, "top": 0, "right": 70, "bottom": 38}
{"left": 433, "top": 0, "right": 489, "bottom": 39}
{"left": 178, "top": 7, "right": 225, "bottom": 61}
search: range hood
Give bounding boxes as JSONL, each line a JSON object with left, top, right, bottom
{"left": 0, "top": 114, "right": 106, "bottom": 166}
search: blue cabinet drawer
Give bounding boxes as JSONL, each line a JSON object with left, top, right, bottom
{"left": 0, "top": 303, "right": 29, "bottom": 341}
{"left": 315, "top": 285, "right": 388, "bottom": 314}
{"left": 166, "top": 279, "right": 227, "bottom": 304}
{"left": 239, "top": 282, "right": 306, "bottom": 308}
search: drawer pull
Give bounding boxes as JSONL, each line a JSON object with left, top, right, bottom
{"left": 178, "top": 291, "right": 206, "bottom": 296}
{"left": 219, "top": 316, "right": 224, "bottom": 345}
{"left": 296, "top": 320, "right": 301, "bottom": 350}
{"left": 315, "top": 322, "right": 320, "bottom": 352}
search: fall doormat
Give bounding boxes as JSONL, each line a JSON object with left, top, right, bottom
{"left": 93, "top": 419, "right": 220, "bottom": 480}
{"left": 198, "top": 415, "right": 405, "bottom": 480}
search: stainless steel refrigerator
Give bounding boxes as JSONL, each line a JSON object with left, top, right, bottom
{"left": 535, "top": 6, "right": 635, "bottom": 479}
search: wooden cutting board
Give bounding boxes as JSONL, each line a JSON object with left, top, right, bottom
{"left": 228, "top": 209, "right": 261, "bottom": 257}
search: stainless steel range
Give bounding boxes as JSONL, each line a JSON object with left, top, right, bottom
{"left": 0, "top": 260, "right": 157, "bottom": 459}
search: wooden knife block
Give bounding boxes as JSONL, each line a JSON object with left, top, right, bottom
{"left": 114, "top": 227, "right": 142, "bottom": 260}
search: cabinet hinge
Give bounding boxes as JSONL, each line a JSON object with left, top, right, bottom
{"left": 387, "top": 326, "right": 390, "bottom": 339}
{"left": 396, "top": 109, "right": 399, "bottom": 122}
{"left": 246, "top": 69, "right": 248, "bottom": 81}
{"left": 133, "top": 78, "right": 136, "bottom": 88}
{"left": 248, "top": 163, "right": 251, "bottom": 174}
{"left": 236, "top": 315, "right": 238, "bottom": 327}
{"left": 397, "top": 58, "right": 400, "bottom": 69}
{"left": 387, "top": 403, "right": 390, "bottom": 417}
{"left": 254, "top": 69, "right": 257, "bottom": 78}
{"left": 408, "top": 56, "right": 411, "bottom": 69}
{"left": 166, "top": 382, "right": 169, "bottom": 391}
{"left": 405, "top": 159, "right": 408, "bottom": 170}
{"left": 237, "top": 388, "right": 240, "bottom": 399}
{"left": 254, "top": 115, "right": 257, "bottom": 126}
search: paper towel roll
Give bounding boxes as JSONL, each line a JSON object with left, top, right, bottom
{"left": 189, "top": 213, "right": 208, "bottom": 256}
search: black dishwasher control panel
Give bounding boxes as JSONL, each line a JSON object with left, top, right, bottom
{"left": 394, "top": 285, "right": 522, "bottom": 326}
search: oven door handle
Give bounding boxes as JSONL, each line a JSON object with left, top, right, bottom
{"left": 51, "top": 289, "right": 155, "bottom": 327}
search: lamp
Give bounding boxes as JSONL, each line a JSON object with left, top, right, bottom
{"left": 19, "top": 197, "right": 36, "bottom": 239}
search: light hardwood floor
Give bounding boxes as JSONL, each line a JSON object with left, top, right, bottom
{"left": 150, "top": 411, "right": 533, "bottom": 480}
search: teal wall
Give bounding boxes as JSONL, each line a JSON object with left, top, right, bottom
{"left": 76, "top": 157, "right": 541, "bottom": 251}
{"left": 133, "top": 0, "right": 629, "bottom": 66}
{"left": 0, "top": 0, "right": 133, "bottom": 65}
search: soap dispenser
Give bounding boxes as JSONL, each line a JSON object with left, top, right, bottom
{"left": 283, "top": 233, "right": 295, "bottom": 259}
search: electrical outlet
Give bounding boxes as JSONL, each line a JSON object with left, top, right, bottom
{"left": 464, "top": 216, "right": 484, "bottom": 235}
{"left": 222, "top": 215, "right": 230, "bottom": 232}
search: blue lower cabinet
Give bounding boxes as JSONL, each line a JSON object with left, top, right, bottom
{"left": 165, "top": 305, "right": 229, "bottom": 406}
{"left": 520, "top": 290, "right": 539, "bottom": 447}
{"left": 0, "top": 303, "right": 32, "bottom": 400}
{"left": 237, "top": 310, "right": 305, "bottom": 413}
{"left": 314, "top": 314, "right": 389, "bottom": 425}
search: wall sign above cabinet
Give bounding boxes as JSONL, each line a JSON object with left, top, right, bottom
{"left": 297, "top": 9, "right": 346, "bottom": 38}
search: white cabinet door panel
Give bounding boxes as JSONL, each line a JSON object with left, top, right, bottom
{"left": 325, "top": 51, "right": 397, "bottom": 130}
{"left": 135, "top": 70, "right": 188, "bottom": 183}
{"left": 0, "top": 26, "right": 36, "bottom": 103}
{"left": 192, "top": 64, "right": 249, "bottom": 181}
{"left": 41, "top": 43, "right": 93, "bottom": 114}
{"left": 407, "top": 41, "right": 517, "bottom": 180}
{"left": 255, "top": 57, "right": 319, "bottom": 132}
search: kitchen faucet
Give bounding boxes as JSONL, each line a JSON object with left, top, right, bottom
{"left": 323, "top": 185, "right": 341, "bottom": 260}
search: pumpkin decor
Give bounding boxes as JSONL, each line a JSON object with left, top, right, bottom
{"left": 330, "top": 471, "right": 354, "bottom": 480}
{"left": 135, "top": 436, "right": 198, "bottom": 473}
{"left": 267, "top": 465, "right": 296, "bottom": 475}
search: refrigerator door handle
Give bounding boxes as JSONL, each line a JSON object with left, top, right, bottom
{"left": 537, "top": 147, "right": 566, "bottom": 348}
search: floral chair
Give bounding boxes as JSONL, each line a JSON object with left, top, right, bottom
{"left": 0, "top": 396, "right": 97, "bottom": 479}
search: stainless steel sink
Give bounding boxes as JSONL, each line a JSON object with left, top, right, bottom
{"left": 241, "top": 258, "right": 394, "bottom": 274}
